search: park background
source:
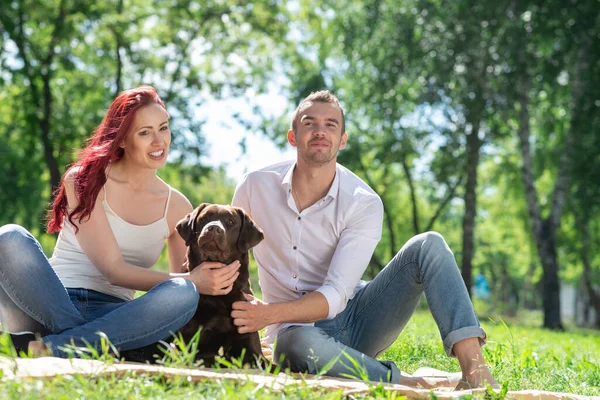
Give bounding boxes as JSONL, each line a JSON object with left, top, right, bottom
{"left": 0, "top": 0, "right": 599, "bottom": 397}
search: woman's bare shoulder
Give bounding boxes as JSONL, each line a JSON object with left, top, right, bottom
{"left": 63, "top": 166, "right": 83, "bottom": 183}
{"left": 167, "top": 186, "right": 193, "bottom": 220}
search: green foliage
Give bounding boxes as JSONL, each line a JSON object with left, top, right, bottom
{"left": 0, "top": 0, "right": 289, "bottom": 231}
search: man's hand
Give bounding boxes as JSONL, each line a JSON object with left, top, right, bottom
{"left": 231, "top": 293, "right": 271, "bottom": 334}
{"left": 188, "top": 260, "right": 240, "bottom": 295}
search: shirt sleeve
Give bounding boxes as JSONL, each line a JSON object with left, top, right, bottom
{"left": 315, "top": 193, "right": 384, "bottom": 319}
{"left": 232, "top": 172, "right": 251, "bottom": 213}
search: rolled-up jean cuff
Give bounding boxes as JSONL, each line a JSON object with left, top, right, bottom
{"left": 443, "top": 326, "right": 487, "bottom": 357}
{"left": 379, "top": 360, "right": 402, "bottom": 384}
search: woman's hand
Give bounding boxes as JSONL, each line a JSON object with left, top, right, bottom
{"left": 188, "top": 260, "right": 240, "bottom": 295}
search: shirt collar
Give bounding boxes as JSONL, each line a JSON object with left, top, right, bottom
{"left": 282, "top": 161, "right": 295, "bottom": 190}
{"left": 281, "top": 161, "right": 340, "bottom": 200}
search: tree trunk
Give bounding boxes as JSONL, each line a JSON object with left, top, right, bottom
{"left": 578, "top": 210, "right": 600, "bottom": 328}
{"left": 461, "top": 119, "right": 481, "bottom": 297}
{"left": 7, "top": 1, "right": 66, "bottom": 200}
{"left": 113, "top": 0, "right": 124, "bottom": 96}
{"left": 539, "top": 221, "right": 562, "bottom": 328}
{"left": 40, "top": 73, "right": 61, "bottom": 197}
{"left": 515, "top": 50, "right": 570, "bottom": 329}
{"left": 401, "top": 158, "right": 420, "bottom": 234}
{"left": 40, "top": 0, "right": 67, "bottom": 198}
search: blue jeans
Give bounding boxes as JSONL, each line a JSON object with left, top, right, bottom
{"left": 0, "top": 224, "right": 199, "bottom": 358}
{"left": 273, "top": 232, "right": 486, "bottom": 384}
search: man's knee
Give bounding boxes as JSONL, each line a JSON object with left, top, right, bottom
{"left": 391, "top": 231, "right": 453, "bottom": 274}
{"left": 411, "top": 231, "right": 456, "bottom": 274}
{"left": 273, "top": 326, "right": 333, "bottom": 374}
{"left": 401, "top": 231, "right": 450, "bottom": 256}
{"left": 420, "top": 231, "right": 448, "bottom": 250}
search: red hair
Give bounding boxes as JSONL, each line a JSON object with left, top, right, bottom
{"left": 47, "top": 85, "right": 168, "bottom": 233}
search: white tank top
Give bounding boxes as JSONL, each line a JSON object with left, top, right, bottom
{"left": 50, "top": 185, "right": 172, "bottom": 300}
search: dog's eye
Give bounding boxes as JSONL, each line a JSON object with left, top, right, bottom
{"left": 226, "top": 218, "right": 235, "bottom": 226}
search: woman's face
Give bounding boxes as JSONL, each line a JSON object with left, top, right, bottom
{"left": 121, "top": 102, "right": 171, "bottom": 169}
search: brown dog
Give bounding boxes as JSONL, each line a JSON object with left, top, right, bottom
{"left": 175, "top": 203, "right": 264, "bottom": 367}
{"left": 121, "top": 203, "right": 264, "bottom": 366}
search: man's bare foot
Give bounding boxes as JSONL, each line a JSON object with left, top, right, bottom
{"left": 453, "top": 337, "right": 500, "bottom": 390}
{"left": 28, "top": 340, "right": 50, "bottom": 357}
{"left": 454, "top": 364, "right": 500, "bottom": 391}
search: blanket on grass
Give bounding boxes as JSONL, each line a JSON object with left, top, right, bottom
{"left": 0, "top": 356, "right": 596, "bottom": 399}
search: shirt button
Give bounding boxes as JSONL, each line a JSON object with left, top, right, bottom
{"left": 297, "top": 216, "right": 301, "bottom": 220}
{"left": 293, "top": 246, "right": 297, "bottom": 250}
{"left": 292, "top": 273, "right": 297, "bottom": 279}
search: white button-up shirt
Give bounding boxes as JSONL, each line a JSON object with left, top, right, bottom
{"left": 232, "top": 160, "right": 384, "bottom": 343}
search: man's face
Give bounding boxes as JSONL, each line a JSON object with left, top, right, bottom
{"left": 288, "top": 101, "right": 348, "bottom": 166}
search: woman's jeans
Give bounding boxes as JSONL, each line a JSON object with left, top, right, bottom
{"left": 0, "top": 224, "right": 199, "bottom": 358}
{"left": 274, "top": 232, "right": 486, "bottom": 384}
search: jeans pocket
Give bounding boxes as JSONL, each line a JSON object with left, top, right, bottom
{"left": 67, "top": 288, "right": 88, "bottom": 319}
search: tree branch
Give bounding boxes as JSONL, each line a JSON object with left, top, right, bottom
{"left": 424, "top": 174, "right": 464, "bottom": 232}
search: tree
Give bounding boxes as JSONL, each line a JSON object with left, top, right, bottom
{"left": 0, "top": 0, "right": 289, "bottom": 231}
{"left": 501, "top": 0, "right": 598, "bottom": 329}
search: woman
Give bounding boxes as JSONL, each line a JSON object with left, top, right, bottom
{"left": 0, "top": 85, "right": 240, "bottom": 357}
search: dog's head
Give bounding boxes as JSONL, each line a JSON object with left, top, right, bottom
{"left": 176, "top": 203, "right": 264, "bottom": 268}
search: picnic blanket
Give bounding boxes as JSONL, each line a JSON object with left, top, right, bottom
{"left": 0, "top": 356, "right": 596, "bottom": 399}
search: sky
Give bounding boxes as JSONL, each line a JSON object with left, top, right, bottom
{"left": 195, "top": 93, "right": 296, "bottom": 182}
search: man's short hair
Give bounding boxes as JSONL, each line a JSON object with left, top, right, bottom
{"left": 291, "top": 90, "right": 346, "bottom": 134}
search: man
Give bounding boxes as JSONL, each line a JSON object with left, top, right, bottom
{"left": 231, "top": 90, "right": 497, "bottom": 389}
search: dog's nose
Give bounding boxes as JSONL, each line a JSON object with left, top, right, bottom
{"left": 204, "top": 221, "right": 225, "bottom": 234}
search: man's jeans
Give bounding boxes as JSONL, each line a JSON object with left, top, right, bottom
{"left": 274, "top": 231, "right": 486, "bottom": 384}
{"left": 0, "top": 224, "right": 199, "bottom": 358}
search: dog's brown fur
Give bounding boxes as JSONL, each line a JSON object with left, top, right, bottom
{"left": 175, "top": 203, "right": 264, "bottom": 367}
{"left": 121, "top": 203, "right": 264, "bottom": 367}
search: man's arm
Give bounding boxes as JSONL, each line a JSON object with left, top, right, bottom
{"left": 315, "top": 194, "right": 384, "bottom": 319}
{"left": 231, "top": 193, "right": 384, "bottom": 332}
{"left": 231, "top": 291, "right": 328, "bottom": 334}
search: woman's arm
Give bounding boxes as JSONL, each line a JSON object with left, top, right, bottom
{"left": 66, "top": 171, "right": 176, "bottom": 291}
{"left": 68, "top": 174, "right": 240, "bottom": 294}
{"left": 165, "top": 188, "right": 192, "bottom": 274}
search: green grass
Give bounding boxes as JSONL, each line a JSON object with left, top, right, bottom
{"left": 383, "top": 308, "right": 600, "bottom": 397}
{"left": 1, "top": 309, "right": 599, "bottom": 399}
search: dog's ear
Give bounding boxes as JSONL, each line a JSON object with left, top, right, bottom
{"left": 236, "top": 207, "right": 264, "bottom": 253}
{"left": 176, "top": 203, "right": 210, "bottom": 246}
